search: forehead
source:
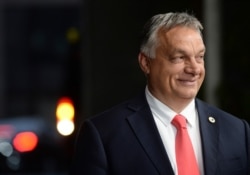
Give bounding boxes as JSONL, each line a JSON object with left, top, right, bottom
{"left": 156, "top": 26, "right": 205, "bottom": 54}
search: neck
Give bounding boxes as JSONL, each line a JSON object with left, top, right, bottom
{"left": 146, "top": 86, "right": 195, "bottom": 113}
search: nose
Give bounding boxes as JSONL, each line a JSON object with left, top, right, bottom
{"left": 184, "top": 58, "right": 201, "bottom": 75}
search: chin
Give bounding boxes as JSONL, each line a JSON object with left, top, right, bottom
{"left": 181, "top": 93, "right": 197, "bottom": 100}
{"left": 179, "top": 88, "right": 197, "bottom": 96}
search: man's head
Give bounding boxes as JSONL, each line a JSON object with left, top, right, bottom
{"left": 138, "top": 12, "right": 206, "bottom": 112}
{"left": 140, "top": 12, "right": 204, "bottom": 59}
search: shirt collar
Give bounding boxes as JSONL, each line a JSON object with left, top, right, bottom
{"left": 145, "top": 86, "right": 197, "bottom": 127}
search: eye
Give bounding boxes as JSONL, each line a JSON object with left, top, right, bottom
{"left": 196, "top": 55, "right": 205, "bottom": 62}
{"left": 170, "top": 55, "right": 185, "bottom": 63}
{"left": 178, "top": 56, "right": 185, "bottom": 59}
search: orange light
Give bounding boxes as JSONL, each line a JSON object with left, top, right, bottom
{"left": 56, "top": 97, "right": 74, "bottom": 121}
{"left": 13, "top": 132, "right": 38, "bottom": 152}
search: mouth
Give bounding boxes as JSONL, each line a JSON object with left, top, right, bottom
{"left": 178, "top": 79, "right": 196, "bottom": 86}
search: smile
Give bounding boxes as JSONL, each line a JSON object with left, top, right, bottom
{"left": 179, "top": 79, "right": 196, "bottom": 86}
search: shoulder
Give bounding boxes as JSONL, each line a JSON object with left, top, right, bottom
{"left": 76, "top": 92, "right": 152, "bottom": 141}
{"left": 195, "top": 98, "right": 248, "bottom": 127}
{"left": 84, "top": 91, "right": 149, "bottom": 127}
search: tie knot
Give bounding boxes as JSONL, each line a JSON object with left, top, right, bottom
{"left": 172, "top": 114, "right": 187, "bottom": 129}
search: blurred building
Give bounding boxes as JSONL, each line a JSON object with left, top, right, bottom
{"left": 0, "top": 0, "right": 81, "bottom": 173}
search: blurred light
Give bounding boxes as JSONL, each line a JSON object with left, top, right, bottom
{"left": 56, "top": 97, "right": 74, "bottom": 121}
{"left": 0, "top": 142, "right": 13, "bottom": 157}
{"left": 7, "top": 152, "right": 21, "bottom": 170}
{"left": 13, "top": 132, "right": 38, "bottom": 152}
{"left": 56, "top": 97, "right": 75, "bottom": 136}
{"left": 0, "top": 125, "right": 15, "bottom": 139}
{"left": 56, "top": 120, "right": 74, "bottom": 136}
{"left": 66, "top": 27, "right": 80, "bottom": 44}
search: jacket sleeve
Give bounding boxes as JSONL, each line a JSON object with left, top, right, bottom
{"left": 243, "top": 120, "right": 250, "bottom": 175}
{"left": 69, "top": 120, "right": 109, "bottom": 175}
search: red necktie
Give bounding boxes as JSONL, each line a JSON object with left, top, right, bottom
{"left": 171, "top": 114, "right": 200, "bottom": 175}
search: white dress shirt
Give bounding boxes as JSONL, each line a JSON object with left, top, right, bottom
{"left": 145, "top": 87, "right": 204, "bottom": 175}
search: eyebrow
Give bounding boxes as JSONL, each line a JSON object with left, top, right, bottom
{"left": 172, "top": 48, "right": 206, "bottom": 55}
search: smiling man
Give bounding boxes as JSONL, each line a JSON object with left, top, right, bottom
{"left": 139, "top": 25, "right": 206, "bottom": 113}
{"left": 70, "top": 12, "right": 250, "bottom": 175}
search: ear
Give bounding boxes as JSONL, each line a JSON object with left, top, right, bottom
{"left": 138, "top": 52, "right": 150, "bottom": 74}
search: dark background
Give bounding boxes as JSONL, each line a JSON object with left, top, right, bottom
{"left": 0, "top": 0, "right": 249, "bottom": 174}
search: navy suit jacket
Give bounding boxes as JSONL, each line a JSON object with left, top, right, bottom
{"left": 70, "top": 92, "right": 250, "bottom": 175}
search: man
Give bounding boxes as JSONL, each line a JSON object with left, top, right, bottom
{"left": 70, "top": 12, "right": 250, "bottom": 175}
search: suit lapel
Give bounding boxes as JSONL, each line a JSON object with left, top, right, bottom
{"left": 196, "top": 99, "right": 219, "bottom": 175}
{"left": 125, "top": 94, "right": 220, "bottom": 175}
{"left": 126, "top": 94, "right": 175, "bottom": 175}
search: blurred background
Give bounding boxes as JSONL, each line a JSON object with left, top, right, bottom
{"left": 0, "top": 0, "right": 249, "bottom": 174}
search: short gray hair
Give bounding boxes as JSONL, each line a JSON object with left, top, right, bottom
{"left": 140, "top": 12, "right": 203, "bottom": 58}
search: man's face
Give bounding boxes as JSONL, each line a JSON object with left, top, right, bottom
{"left": 141, "top": 26, "right": 205, "bottom": 106}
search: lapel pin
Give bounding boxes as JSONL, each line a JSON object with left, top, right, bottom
{"left": 208, "top": 116, "right": 216, "bottom": 123}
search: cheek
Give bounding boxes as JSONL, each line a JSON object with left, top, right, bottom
{"left": 200, "top": 66, "right": 205, "bottom": 78}
{"left": 150, "top": 60, "right": 179, "bottom": 80}
{"left": 198, "top": 68, "right": 205, "bottom": 84}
